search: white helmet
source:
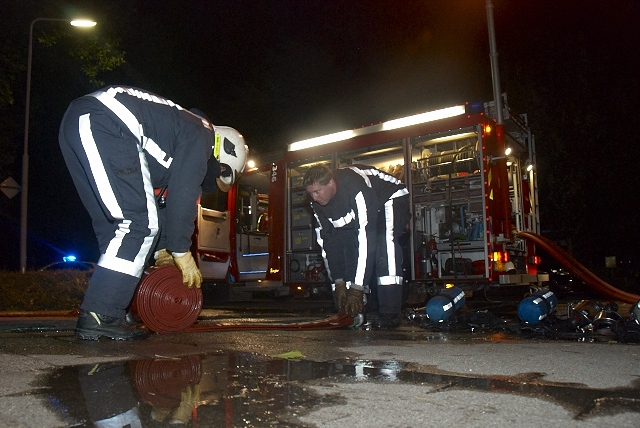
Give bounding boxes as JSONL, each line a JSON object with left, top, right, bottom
{"left": 213, "top": 126, "right": 248, "bottom": 192}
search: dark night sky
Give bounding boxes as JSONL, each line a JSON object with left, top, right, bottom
{"left": 1, "top": 0, "right": 639, "bottom": 270}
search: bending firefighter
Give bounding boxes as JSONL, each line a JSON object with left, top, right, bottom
{"left": 303, "top": 164, "right": 411, "bottom": 328}
{"left": 59, "top": 86, "right": 247, "bottom": 340}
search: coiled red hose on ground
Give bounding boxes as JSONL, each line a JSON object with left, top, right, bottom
{"left": 132, "top": 266, "right": 203, "bottom": 333}
{"left": 133, "top": 266, "right": 354, "bottom": 333}
{"left": 517, "top": 231, "right": 640, "bottom": 304}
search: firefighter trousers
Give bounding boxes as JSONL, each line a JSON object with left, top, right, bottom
{"left": 374, "top": 194, "right": 411, "bottom": 314}
{"left": 59, "top": 97, "right": 158, "bottom": 318}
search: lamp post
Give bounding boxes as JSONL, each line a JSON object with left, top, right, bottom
{"left": 20, "top": 18, "right": 96, "bottom": 273}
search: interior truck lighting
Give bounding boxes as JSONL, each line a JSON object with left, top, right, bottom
{"left": 288, "top": 105, "right": 466, "bottom": 152}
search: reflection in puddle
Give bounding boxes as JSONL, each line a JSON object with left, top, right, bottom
{"left": 43, "top": 352, "right": 344, "bottom": 427}
{"left": 41, "top": 352, "right": 640, "bottom": 427}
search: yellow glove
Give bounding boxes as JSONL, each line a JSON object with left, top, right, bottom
{"left": 334, "top": 280, "right": 347, "bottom": 310}
{"left": 154, "top": 248, "right": 175, "bottom": 267}
{"left": 345, "top": 287, "right": 364, "bottom": 317}
{"left": 173, "top": 252, "right": 202, "bottom": 289}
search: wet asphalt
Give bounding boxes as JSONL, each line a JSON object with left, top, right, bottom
{"left": 0, "top": 299, "right": 639, "bottom": 427}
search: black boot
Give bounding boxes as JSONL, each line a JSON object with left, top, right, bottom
{"left": 124, "top": 311, "right": 138, "bottom": 325}
{"left": 375, "top": 312, "right": 401, "bottom": 329}
{"left": 376, "top": 283, "right": 403, "bottom": 329}
{"left": 75, "top": 310, "right": 149, "bottom": 340}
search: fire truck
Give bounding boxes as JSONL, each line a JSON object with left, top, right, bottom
{"left": 194, "top": 96, "right": 548, "bottom": 302}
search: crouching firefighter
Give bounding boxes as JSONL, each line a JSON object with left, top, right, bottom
{"left": 303, "top": 164, "right": 411, "bottom": 329}
{"left": 59, "top": 85, "right": 248, "bottom": 340}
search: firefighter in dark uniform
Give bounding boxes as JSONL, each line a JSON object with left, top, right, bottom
{"left": 303, "top": 164, "right": 411, "bottom": 328}
{"left": 59, "top": 85, "right": 247, "bottom": 340}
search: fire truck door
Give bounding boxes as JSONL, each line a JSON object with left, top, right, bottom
{"left": 236, "top": 173, "right": 270, "bottom": 281}
{"left": 198, "top": 206, "right": 231, "bottom": 253}
{"left": 196, "top": 191, "right": 232, "bottom": 281}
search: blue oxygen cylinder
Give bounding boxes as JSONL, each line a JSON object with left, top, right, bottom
{"left": 517, "top": 290, "right": 558, "bottom": 325}
{"left": 426, "top": 286, "right": 466, "bottom": 322}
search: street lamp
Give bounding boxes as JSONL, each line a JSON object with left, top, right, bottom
{"left": 20, "top": 17, "right": 96, "bottom": 273}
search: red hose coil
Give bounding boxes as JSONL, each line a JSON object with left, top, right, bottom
{"left": 133, "top": 266, "right": 203, "bottom": 333}
{"left": 132, "top": 266, "right": 354, "bottom": 333}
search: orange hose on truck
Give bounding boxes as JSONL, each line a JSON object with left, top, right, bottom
{"left": 517, "top": 231, "right": 640, "bottom": 304}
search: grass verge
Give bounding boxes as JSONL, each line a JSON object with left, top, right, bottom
{"left": 0, "top": 271, "right": 89, "bottom": 312}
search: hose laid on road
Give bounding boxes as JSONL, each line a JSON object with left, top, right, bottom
{"left": 133, "top": 266, "right": 354, "bottom": 333}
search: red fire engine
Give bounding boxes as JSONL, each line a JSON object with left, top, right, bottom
{"left": 194, "top": 97, "right": 549, "bottom": 302}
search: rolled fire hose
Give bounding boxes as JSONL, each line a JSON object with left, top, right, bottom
{"left": 131, "top": 266, "right": 203, "bottom": 333}
{"left": 132, "top": 266, "right": 354, "bottom": 333}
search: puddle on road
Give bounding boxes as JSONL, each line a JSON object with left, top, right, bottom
{"left": 40, "top": 351, "right": 640, "bottom": 427}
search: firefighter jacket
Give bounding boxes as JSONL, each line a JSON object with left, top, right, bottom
{"left": 310, "top": 165, "right": 409, "bottom": 287}
{"left": 83, "top": 86, "right": 217, "bottom": 255}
